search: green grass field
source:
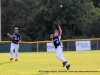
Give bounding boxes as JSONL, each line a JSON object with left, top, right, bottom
{"left": 0, "top": 50, "right": 100, "bottom": 75}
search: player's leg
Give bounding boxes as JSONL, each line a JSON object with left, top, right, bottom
{"left": 10, "top": 43, "right": 15, "bottom": 61}
{"left": 14, "top": 44, "right": 19, "bottom": 61}
{"left": 56, "top": 46, "right": 66, "bottom": 62}
{"left": 59, "top": 51, "right": 69, "bottom": 67}
{"left": 56, "top": 46, "right": 70, "bottom": 70}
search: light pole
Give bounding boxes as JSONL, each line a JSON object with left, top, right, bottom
{"left": 0, "top": 0, "right": 1, "bottom": 41}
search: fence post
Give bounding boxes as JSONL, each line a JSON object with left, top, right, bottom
{"left": 37, "top": 41, "right": 38, "bottom": 52}
{"left": 67, "top": 42, "right": 69, "bottom": 51}
{"left": 97, "top": 40, "right": 98, "bottom": 50}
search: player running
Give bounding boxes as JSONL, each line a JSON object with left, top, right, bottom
{"left": 50, "top": 21, "right": 70, "bottom": 70}
{"left": 7, "top": 27, "right": 21, "bottom": 61}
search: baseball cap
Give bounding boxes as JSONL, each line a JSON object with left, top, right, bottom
{"left": 14, "top": 27, "right": 18, "bottom": 30}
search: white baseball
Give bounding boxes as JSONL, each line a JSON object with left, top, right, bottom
{"left": 60, "top": 5, "right": 63, "bottom": 8}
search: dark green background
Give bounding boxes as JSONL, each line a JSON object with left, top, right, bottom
{"left": 1, "top": 0, "right": 100, "bottom": 42}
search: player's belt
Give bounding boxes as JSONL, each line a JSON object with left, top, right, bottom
{"left": 56, "top": 45, "right": 61, "bottom": 49}
{"left": 12, "top": 42, "right": 19, "bottom": 44}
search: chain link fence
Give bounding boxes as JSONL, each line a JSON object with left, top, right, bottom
{"left": 0, "top": 39, "right": 100, "bottom": 52}
{"left": 31, "top": 39, "right": 100, "bottom": 52}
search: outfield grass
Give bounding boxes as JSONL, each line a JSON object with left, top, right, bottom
{"left": 0, "top": 50, "right": 100, "bottom": 75}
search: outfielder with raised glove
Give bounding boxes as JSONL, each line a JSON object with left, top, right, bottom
{"left": 50, "top": 21, "right": 70, "bottom": 70}
{"left": 7, "top": 27, "right": 21, "bottom": 61}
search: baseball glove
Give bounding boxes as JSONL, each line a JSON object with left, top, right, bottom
{"left": 54, "top": 21, "right": 61, "bottom": 26}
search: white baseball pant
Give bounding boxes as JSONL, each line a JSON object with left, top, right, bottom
{"left": 55, "top": 46, "right": 66, "bottom": 62}
{"left": 10, "top": 43, "right": 19, "bottom": 60}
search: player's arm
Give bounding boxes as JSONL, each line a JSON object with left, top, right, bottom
{"left": 50, "top": 34, "right": 53, "bottom": 39}
{"left": 7, "top": 33, "right": 12, "bottom": 38}
{"left": 58, "top": 26, "right": 62, "bottom": 36}
{"left": 18, "top": 35, "right": 21, "bottom": 43}
{"left": 18, "top": 40, "right": 21, "bottom": 43}
{"left": 17, "top": 40, "right": 21, "bottom": 44}
{"left": 54, "top": 21, "right": 62, "bottom": 36}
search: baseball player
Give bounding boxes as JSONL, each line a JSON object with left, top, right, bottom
{"left": 50, "top": 21, "right": 70, "bottom": 70}
{"left": 7, "top": 27, "right": 21, "bottom": 61}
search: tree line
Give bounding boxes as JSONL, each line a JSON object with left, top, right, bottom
{"left": 1, "top": 0, "right": 100, "bottom": 41}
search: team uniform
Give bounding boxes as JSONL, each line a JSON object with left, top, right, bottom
{"left": 10, "top": 33, "right": 21, "bottom": 61}
{"left": 52, "top": 35, "right": 70, "bottom": 70}
{"left": 52, "top": 35, "right": 66, "bottom": 62}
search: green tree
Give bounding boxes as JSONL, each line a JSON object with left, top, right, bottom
{"left": 1, "top": 0, "right": 100, "bottom": 41}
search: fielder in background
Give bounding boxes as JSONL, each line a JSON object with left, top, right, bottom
{"left": 50, "top": 21, "right": 70, "bottom": 70}
{"left": 7, "top": 27, "right": 21, "bottom": 61}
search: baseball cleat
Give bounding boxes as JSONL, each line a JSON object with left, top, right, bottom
{"left": 62, "top": 61, "right": 67, "bottom": 67}
{"left": 15, "top": 59, "right": 18, "bottom": 61}
{"left": 10, "top": 58, "right": 13, "bottom": 61}
{"left": 66, "top": 64, "right": 70, "bottom": 70}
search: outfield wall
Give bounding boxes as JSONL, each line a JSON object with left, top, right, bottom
{"left": 0, "top": 43, "right": 32, "bottom": 52}
{"left": 0, "top": 38, "right": 100, "bottom": 52}
{"left": 63, "top": 40, "right": 99, "bottom": 51}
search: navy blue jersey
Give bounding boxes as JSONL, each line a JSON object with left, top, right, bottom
{"left": 12, "top": 33, "right": 21, "bottom": 43}
{"left": 52, "top": 36, "right": 61, "bottom": 48}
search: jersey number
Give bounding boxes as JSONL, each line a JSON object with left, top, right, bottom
{"left": 14, "top": 37, "right": 19, "bottom": 40}
{"left": 56, "top": 40, "right": 59, "bottom": 44}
